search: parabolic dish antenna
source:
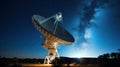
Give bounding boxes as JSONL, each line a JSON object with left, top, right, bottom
{"left": 32, "top": 12, "right": 74, "bottom": 64}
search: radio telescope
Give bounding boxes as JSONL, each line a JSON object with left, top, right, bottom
{"left": 32, "top": 12, "right": 74, "bottom": 64}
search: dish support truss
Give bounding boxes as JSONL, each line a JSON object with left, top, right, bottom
{"left": 33, "top": 12, "right": 63, "bottom": 64}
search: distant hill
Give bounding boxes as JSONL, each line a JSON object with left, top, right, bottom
{"left": 52, "top": 57, "right": 97, "bottom": 64}
{"left": 0, "top": 56, "right": 120, "bottom": 67}
{"left": 0, "top": 56, "right": 97, "bottom": 64}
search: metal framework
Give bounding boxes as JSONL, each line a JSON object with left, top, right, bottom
{"left": 42, "top": 12, "right": 63, "bottom": 64}
{"left": 32, "top": 12, "right": 74, "bottom": 64}
{"left": 32, "top": 12, "right": 64, "bottom": 64}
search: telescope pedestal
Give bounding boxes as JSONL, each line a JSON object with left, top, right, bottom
{"left": 42, "top": 38, "right": 59, "bottom": 64}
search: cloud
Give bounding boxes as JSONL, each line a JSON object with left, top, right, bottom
{"left": 73, "top": 0, "right": 110, "bottom": 48}
{"left": 84, "top": 29, "right": 91, "bottom": 40}
{"left": 80, "top": 42, "right": 88, "bottom": 49}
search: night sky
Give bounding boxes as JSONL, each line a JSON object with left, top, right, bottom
{"left": 0, "top": 0, "right": 120, "bottom": 58}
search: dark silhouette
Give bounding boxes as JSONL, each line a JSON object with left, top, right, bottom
{"left": 98, "top": 49, "right": 120, "bottom": 67}
{"left": 0, "top": 49, "right": 120, "bottom": 67}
